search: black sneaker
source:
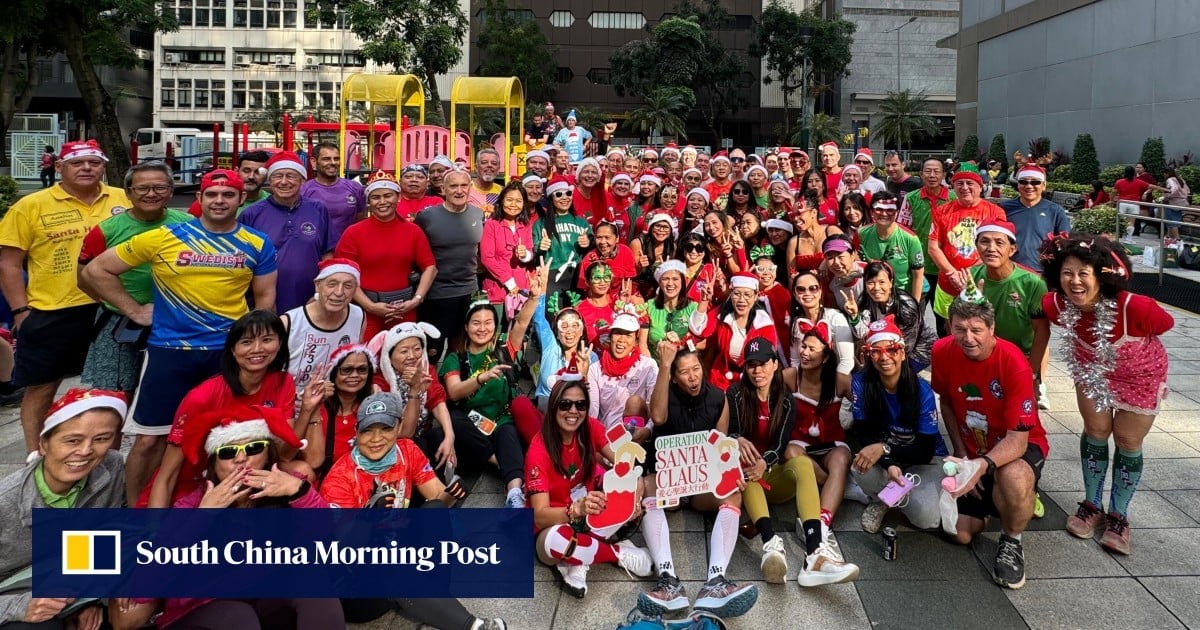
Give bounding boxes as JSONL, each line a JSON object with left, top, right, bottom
{"left": 693, "top": 575, "right": 758, "bottom": 618}
{"left": 993, "top": 534, "right": 1026, "bottom": 589}
{"left": 637, "top": 573, "right": 689, "bottom": 615}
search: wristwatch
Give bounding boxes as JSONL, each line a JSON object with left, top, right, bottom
{"left": 982, "top": 455, "right": 997, "bottom": 476}
{"left": 881, "top": 443, "right": 892, "bottom": 457}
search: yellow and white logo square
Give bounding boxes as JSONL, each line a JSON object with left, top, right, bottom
{"left": 62, "top": 531, "right": 122, "bottom": 575}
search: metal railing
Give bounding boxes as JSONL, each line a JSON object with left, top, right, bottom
{"left": 1113, "top": 199, "right": 1194, "bottom": 287}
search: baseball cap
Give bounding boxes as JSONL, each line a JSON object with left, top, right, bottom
{"left": 356, "top": 392, "right": 403, "bottom": 431}
{"left": 743, "top": 337, "right": 777, "bottom": 365}
{"left": 200, "top": 169, "right": 245, "bottom": 192}
{"left": 610, "top": 312, "right": 641, "bottom": 333}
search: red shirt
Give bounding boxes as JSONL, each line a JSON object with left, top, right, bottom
{"left": 1042, "top": 291, "right": 1173, "bottom": 345}
{"left": 577, "top": 245, "right": 637, "bottom": 290}
{"left": 524, "top": 417, "right": 608, "bottom": 508}
{"left": 930, "top": 199, "right": 1006, "bottom": 293}
{"left": 705, "top": 180, "right": 734, "bottom": 211}
{"left": 789, "top": 393, "right": 844, "bottom": 445}
{"left": 1113, "top": 178, "right": 1150, "bottom": 202}
{"left": 335, "top": 216, "right": 434, "bottom": 292}
{"left": 824, "top": 169, "right": 843, "bottom": 200}
{"left": 397, "top": 195, "right": 443, "bottom": 220}
{"left": 930, "top": 336, "right": 1049, "bottom": 459}
{"left": 753, "top": 399, "right": 771, "bottom": 454}
{"left": 319, "top": 439, "right": 438, "bottom": 507}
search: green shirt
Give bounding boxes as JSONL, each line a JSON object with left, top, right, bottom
{"left": 82, "top": 208, "right": 193, "bottom": 312}
{"left": 533, "top": 212, "right": 592, "bottom": 274}
{"left": 969, "top": 263, "right": 1047, "bottom": 354}
{"left": 900, "top": 186, "right": 955, "bottom": 270}
{"left": 34, "top": 462, "right": 85, "bottom": 508}
{"left": 238, "top": 189, "right": 268, "bottom": 216}
{"left": 440, "top": 349, "right": 515, "bottom": 426}
{"left": 645, "top": 300, "right": 697, "bottom": 359}
{"left": 857, "top": 225, "right": 925, "bottom": 293}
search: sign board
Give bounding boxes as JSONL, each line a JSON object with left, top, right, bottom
{"left": 586, "top": 424, "right": 646, "bottom": 535}
{"left": 653, "top": 430, "right": 742, "bottom": 508}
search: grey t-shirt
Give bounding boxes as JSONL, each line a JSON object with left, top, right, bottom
{"left": 415, "top": 203, "right": 484, "bottom": 299}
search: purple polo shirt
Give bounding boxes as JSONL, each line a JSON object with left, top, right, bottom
{"left": 300, "top": 177, "right": 365, "bottom": 237}
{"left": 239, "top": 196, "right": 338, "bottom": 312}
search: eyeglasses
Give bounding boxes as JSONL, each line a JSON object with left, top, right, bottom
{"left": 732, "top": 189, "right": 750, "bottom": 195}
{"left": 855, "top": 160, "right": 873, "bottom": 166}
{"left": 644, "top": 157, "right": 658, "bottom": 163}
{"left": 683, "top": 243, "right": 707, "bottom": 253}
{"left": 550, "top": 191, "right": 571, "bottom": 198}
{"left": 130, "top": 185, "right": 172, "bottom": 195}
{"left": 338, "top": 365, "right": 369, "bottom": 375}
{"left": 754, "top": 264, "right": 776, "bottom": 274}
{"left": 1017, "top": 180, "right": 1042, "bottom": 187}
{"left": 215, "top": 439, "right": 270, "bottom": 460}
{"left": 556, "top": 399, "right": 588, "bottom": 412}
{"left": 866, "top": 345, "right": 904, "bottom": 360}
{"left": 795, "top": 284, "right": 821, "bottom": 293}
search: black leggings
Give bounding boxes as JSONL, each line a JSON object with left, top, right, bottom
{"left": 170, "top": 598, "right": 345, "bottom": 629}
{"left": 418, "top": 294, "right": 475, "bottom": 362}
{"left": 1, "top": 621, "right": 64, "bottom": 630}
{"left": 421, "top": 409, "right": 524, "bottom": 485}
{"left": 340, "top": 597, "right": 476, "bottom": 630}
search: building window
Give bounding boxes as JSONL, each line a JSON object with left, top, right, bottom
{"left": 168, "top": 50, "right": 226, "bottom": 65}
{"left": 587, "top": 12, "right": 645, "bottom": 29}
{"left": 310, "top": 52, "right": 365, "bottom": 66}
{"left": 478, "top": 8, "right": 533, "bottom": 24}
{"left": 244, "top": 52, "right": 293, "bottom": 65}
{"left": 177, "top": 0, "right": 193, "bottom": 26}
{"left": 212, "top": 80, "right": 226, "bottom": 108}
{"left": 548, "top": 11, "right": 574, "bottom": 27}
{"left": 723, "top": 15, "right": 755, "bottom": 29}
{"left": 178, "top": 80, "right": 192, "bottom": 107}
{"left": 161, "top": 79, "right": 175, "bottom": 107}
{"left": 586, "top": 68, "right": 612, "bottom": 85}
{"left": 232, "top": 80, "right": 246, "bottom": 108}
{"left": 195, "top": 79, "right": 209, "bottom": 108}
{"left": 554, "top": 67, "right": 574, "bottom": 83}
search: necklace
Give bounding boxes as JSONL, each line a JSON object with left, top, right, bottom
{"left": 1057, "top": 297, "right": 1118, "bottom": 411}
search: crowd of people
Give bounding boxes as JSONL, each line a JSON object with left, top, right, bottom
{"left": 0, "top": 133, "right": 1176, "bottom": 629}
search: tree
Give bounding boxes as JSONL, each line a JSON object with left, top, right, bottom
{"left": 626, "top": 87, "right": 694, "bottom": 141}
{"left": 312, "top": 0, "right": 467, "bottom": 123}
{"left": 958, "top": 135, "right": 979, "bottom": 163}
{"left": 476, "top": 0, "right": 557, "bottom": 105}
{"left": 987, "top": 134, "right": 1007, "bottom": 165}
{"left": 750, "top": 1, "right": 855, "bottom": 142}
{"left": 873, "top": 90, "right": 937, "bottom": 154}
{"left": 1071, "top": 133, "right": 1099, "bottom": 185}
{"left": 805, "top": 113, "right": 844, "bottom": 146}
{"left": 1139, "top": 136, "right": 1166, "bottom": 181}
{"left": 238, "top": 95, "right": 290, "bottom": 140}
{"left": 0, "top": 4, "right": 51, "bottom": 169}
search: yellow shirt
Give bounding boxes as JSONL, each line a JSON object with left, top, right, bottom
{"left": 0, "top": 184, "right": 131, "bottom": 310}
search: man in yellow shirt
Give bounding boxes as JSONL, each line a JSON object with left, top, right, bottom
{"left": 0, "top": 140, "right": 131, "bottom": 458}
{"left": 469, "top": 148, "right": 504, "bottom": 217}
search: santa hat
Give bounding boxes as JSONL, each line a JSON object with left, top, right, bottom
{"left": 639, "top": 174, "right": 663, "bottom": 187}
{"left": 611, "top": 174, "right": 633, "bottom": 186}
{"left": 546, "top": 176, "right": 573, "bottom": 196}
{"left": 521, "top": 173, "right": 545, "bottom": 187}
{"left": 661, "top": 143, "right": 680, "bottom": 157}
{"left": 200, "top": 169, "right": 245, "bottom": 192}
{"left": 645, "top": 212, "right": 676, "bottom": 232}
{"left": 376, "top": 322, "right": 442, "bottom": 390}
{"left": 525, "top": 149, "right": 550, "bottom": 162}
{"left": 729, "top": 271, "right": 760, "bottom": 291}
{"left": 654, "top": 259, "right": 687, "bottom": 282}
{"left": 863, "top": 315, "right": 904, "bottom": 347}
{"left": 745, "top": 164, "right": 768, "bottom": 180}
{"left": 266, "top": 151, "right": 307, "bottom": 179}
{"left": 840, "top": 164, "right": 863, "bottom": 179}
{"left": 686, "top": 187, "right": 710, "bottom": 204}
{"left": 558, "top": 362, "right": 583, "bottom": 382}
{"left": 682, "top": 167, "right": 703, "bottom": 179}
{"left": 1015, "top": 164, "right": 1047, "bottom": 182}
{"left": 566, "top": 109, "right": 578, "bottom": 121}
{"left": 681, "top": 145, "right": 698, "bottom": 158}
{"left": 764, "top": 218, "right": 794, "bottom": 233}
{"left": 871, "top": 197, "right": 898, "bottom": 212}
{"left": 180, "top": 405, "right": 301, "bottom": 465}
{"left": 60, "top": 139, "right": 108, "bottom": 163}
{"left": 364, "top": 169, "right": 399, "bottom": 196}
{"left": 575, "top": 158, "right": 601, "bottom": 177}
{"left": 430, "top": 155, "right": 455, "bottom": 170}
{"left": 951, "top": 163, "right": 984, "bottom": 186}
{"left": 643, "top": 148, "right": 659, "bottom": 159}
{"left": 974, "top": 219, "right": 1018, "bottom": 242}
{"left": 819, "top": 142, "right": 839, "bottom": 152}
{"left": 314, "top": 257, "right": 361, "bottom": 284}
{"left": 854, "top": 148, "right": 874, "bottom": 165}
{"left": 779, "top": 148, "right": 792, "bottom": 158}
{"left": 327, "top": 343, "right": 378, "bottom": 376}
{"left": 41, "top": 388, "right": 127, "bottom": 437}
{"left": 606, "top": 148, "right": 626, "bottom": 158}
{"left": 711, "top": 151, "right": 731, "bottom": 164}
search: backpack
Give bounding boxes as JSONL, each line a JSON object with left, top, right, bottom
{"left": 616, "top": 610, "right": 728, "bottom": 630}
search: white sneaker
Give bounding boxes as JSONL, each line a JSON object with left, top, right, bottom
{"left": 1037, "top": 382, "right": 1051, "bottom": 410}
{"left": 861, "top": 501, "right": 889, "bottom": 534}
{"left": 843, "top": 479, "right": 871, "bottom": 505}
{"left": 555, "top": 563, "right": 589, "bottom": 598}
{"left": 505, "top": 488, "right": 526, "bottom": 509}
{"left": 797, "top": 542, "right": 860, "bottom": 587}
{"left": 615, "top": 542, "right": 653, "bottom": 578}
{"left": 760, "top": 535, "right": 787, "bottom": 584}
{"left": 822, "top": 527, "right": 844, "bottom": 562}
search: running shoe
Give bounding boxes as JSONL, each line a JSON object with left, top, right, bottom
{"left": 554, "top": 563, "right": 588, "bottom": 598}
{"left": 797, "top": 542, "right": 859, "bottom": 587}
{"left": 993, "top": 534, "right": 1026, "bottom": 589}
{"left": 637, "top": 573, "right": 690, "bottom": 615}
{"left": 1065, "top": 500, "right": 1104, "bottom": 538}
{"left": 823, "top": 528, "right": 844, "bottom": 562}
{"left": 1037, "top": 381, "right": 1050, "bottom": 410}
{"left": 760, "top": 535, "right": 787, "bottom": 584}
{"left": 615, "top": 542, "right": 653, "bottom": 578}
{"left": 861, "top": 501, "right": 889, "bottom": 534}
{"left": 505, "top": 488, "right": 526, "bottom": 509}
{"left": 694, "top": 575, "right": 758, "bottom": 618}
{"left": 1100, "top": 512, "right": 1132, "bottom": 555}
{"left": 1033, "top": 492, "right": 1045, "bottom": 518}
{"left": 471, "top": 619, "right": 507, "bottom": 630}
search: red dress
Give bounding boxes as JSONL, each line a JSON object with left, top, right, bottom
{"left": 788, "top": 392, "right": 845, "bottom": 447}
{"left": 690, "top": 307, "right": 781, "bottom": 390}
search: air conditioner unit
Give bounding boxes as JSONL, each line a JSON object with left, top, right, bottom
{"left": 304, "top": 56, "right": 318, "bottom": 69}
{"left": 234, "top": 54, "right": 251, "bottom": 66}
{"left": 273, "top": 55, "right": 289, "bottom": 66}
{"left": 163, "top": 52, "right": 180, "bottom": 65}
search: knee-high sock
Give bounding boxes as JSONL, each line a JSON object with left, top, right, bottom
{"left": 1081, "top": 434, "right": 1110, "bottom": 507}
{"left": 641, "top": 504, "right": 675, "bottom": 577}
{"left": 1110, "top": 449, "right": 1144, "bottom": 517}
{"left": 543, "top": 524, "right": 618, "bottom": 566}
{"left": 708, "top": 504, "right": 740, "bottom": 581}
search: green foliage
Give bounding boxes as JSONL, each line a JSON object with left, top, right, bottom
{"left": 958, "top": 135, "right": 979, "bottom": 162}
{"left": 0, "top": 175, "right": 18, "bottom": 220}
{"left": 1028, "top": 137, "right": 1051, "bottom": 161}
{"left": 749, "top": 2, "right": 856, "bottom": 141}
{"left": 1071, "top": 204, "right": 1124, "bottom": 236}
{"left": 238, "top": 95, "right": 291, "bottom": 138}
{"left": 476, "top": 0, "right": 557, "bottom": 105}
{"left": 1177, "top": 165, "right": 1200, "bottom": 195}
{"left": 1139, "top": 137, "right": 1166, "bottom": 181}
{"left": 872, "top": 90, "right": 937, "bottom": 152}
{"left": 987, "top": 134, "right": 1007, "bottom": 164}
{"left": 626, "top": 87, "right": 694, "bottom": 141}
{"left": 1049, "top": 164, "right": 1072, "bottom": 182}
{"left": 1099, "top": 165, "right": 1126, "bottom": 185}
{"left": 804, "top": 113, "right": 844, "bottom": 146}
{"left": 1070, "top": 134, "right": 1099, "bottom": 185}
{"left": 1045, "top": 181, "right": 1093, "bottom": 195}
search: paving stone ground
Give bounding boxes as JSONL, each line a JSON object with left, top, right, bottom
{"left": 4, "top": 235, "right": 1199, "bottom": 629}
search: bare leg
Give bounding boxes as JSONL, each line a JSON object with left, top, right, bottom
{"left": 125, "top": 434, "right": 167, "bottom": 506}
{"left": 818, "top": 447, "right": 851, "bottom": 516}
{"left": 20, "top": 381, "right": 59, "bottom": 453}
{"left": 0, "top": 338, "right": 14, "bottom": 381}
{"left": 994, "top": 460, "right": 1036, "bottom": 536}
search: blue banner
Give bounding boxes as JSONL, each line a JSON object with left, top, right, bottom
{"left": 33, "top": 508, "right": 534, "bottom": 599}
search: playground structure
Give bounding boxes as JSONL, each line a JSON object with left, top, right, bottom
{"left": 448, "top": 76, "right": 525, "bottom": 179}
{"left": 131, "top": 123, "right": 276, "bottom": 185}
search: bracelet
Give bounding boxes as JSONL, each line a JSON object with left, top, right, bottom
{"left": 475, "top": 374, "right": 484, "bottom": 386}
{"left": 11, "top": 306, "right": 30, "bottom": 315}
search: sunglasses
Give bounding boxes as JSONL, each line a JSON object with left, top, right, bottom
{"left": 732, "top": 189, "right": 750, "bottom": 195}
{"left": 215, "top": 439, "right": 270, "bottom": 461}
{"left": 556, "top": 399, "right": 588, "bottom": 412}
{"left": 683, "top": 243, "right": 707, "bottom": 253}
{"left": 1017, "top": 180, "right": 1042, "bottom": 186}
{"left": 550, "top": 191, "right": 571, "bottom": 198}
{"left": 855, "top": 160, "right": 873, "bottom": 166}
{"left": 866, "top": 345, "right": 903, "bottom": 360}
{"left": 795, "top": 284, "right": 821, "bottom": 293}
{"left": 730, "top": 157, "right": 746, "bottom": 163}
{"left": 644, "top": 157, "right": 658, "bottom": 163}
{"left": 338, "top": 365, "right": 369, "bottom": 375}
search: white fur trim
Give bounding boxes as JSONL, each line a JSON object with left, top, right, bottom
{"left": 267, "top": 160, "right": 306, "bottom": 179}
{"left": 204, "top": 419, "right": 272, "bottom": 455}
{"left": 380, "top": 322, "right": 441, "bottom": 388}
{"left": 546, "top": 180, "right": 573, "bottom": 195}
{"left": 42, "top": 396, "right": 127, "bottom": 436}
{"left": 1016, "top": 166, "right": 1046, "bottom": 182}
{"left": 654, "top": 259, "right": 686, "bottom": 282}
{"left": 365, "top": 180, "right": 400, "bottom": 196}
{"left": 315, "top": 264, "right": 360, "bottom": 283}
{"left": 730, "top": 275, "right": 759, "bottom": 291}
{"left": 974, "top": 223, "right": 1017, "bottom": 241}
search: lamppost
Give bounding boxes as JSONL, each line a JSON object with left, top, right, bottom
{"left": 797, "top": 25, "right": 814, "bottom": 154}
{"left": 886, "top": 16, "right": 918, "bottom": 93}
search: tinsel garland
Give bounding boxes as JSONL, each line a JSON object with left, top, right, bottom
{"left": 1057, "top": 297, "right": 1118, "bottom": 411}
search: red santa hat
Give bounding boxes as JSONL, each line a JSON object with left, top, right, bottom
{"left": 200, "top": 169, "right": 245, "bottom": 192}
{"left": 661, "top": 143, "right": 680, "bottom": 157}
{"left": 744, "top": 164, "right": 768, "bottom": 180}
{"left": 558, "top": 362, "right": 584, "bottom": 382}
{"left": 643, "top": 148, "right": 659, "bottom": 159}
{"left": 1015, "top": 164, "right": 1047, "bottom": 182}
{"left": 59, "top": 139, "right": 108, "bottom": 163}
{"left": 819, "top": 142, "right": 839, "bottom": 152}
{"left": 639, "top": 174, "right": 663, "bottom": 187}
{"left": 863, "top": 315, "right": 905, "bottom": 347}
{"left": 314, "top": 257, "right": 361, "bottom": 284}
{"left": 682, "top": 167, "right": 703, "bottom": 179}
{"left": 327, "top": 343, "right": 378, "bottom": 374}
{"left": 654, "top": 259, "right": 687, "bottom": 282}
{"left": 41, "top": 388, "right": 127, "bottom": 437}
{"left": 840, "top": 164, "right": 863, "bottom": 179}
{"left": 686, "top": 187, "right": 710, "bottom": 204}
{"left": 545, "top": 175, "right": 574, "bottom": 196}
{"left": 854, "top": 148, "right": 874, "bottom": 165}
{"left": 974, "top": 219, "right": 1018, "bottom": 242}
{"left": 611, "top": 173, "right": 633, "bottom": 187}
{"left": 181, "top": 405, "right": 303, "bottom": 465}
{"left": 710, "top": 151, "right": 731, "bottom": 164}
{"left": 606, "top": 148, "right": 626, "bottom": 158}
{"left": 729, "top": 271, "right": 760, "bottom": 291}
{"left": 266, "top": 150, "right": 307, "bottom": 179}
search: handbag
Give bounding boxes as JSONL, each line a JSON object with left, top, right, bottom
{"left": 363, "top": 287, "right": 414, "bottom": 304}
{"left": 617, "top": 610, "right": 727, "bottom": 630}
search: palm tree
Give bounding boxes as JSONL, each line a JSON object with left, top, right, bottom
{"left": 873, "top": 90, "right": 938, "bottom": 154}
{"left": 792, "top": 112, "right": 844, "bottom": 147}
{"left": 626, "top": 87, "right": 694, "bottom": 142}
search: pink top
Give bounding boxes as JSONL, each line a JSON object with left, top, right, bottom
{"left": 480, "top": 218, "right": 537, "bottom": 301}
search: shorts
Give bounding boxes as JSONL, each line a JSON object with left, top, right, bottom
{"left": 80, "top": 312, "right": 145, "bottom": 392}
{"left": 125, "top": 345, "right": 222, "bottom": 436}
{"left": 788, "top": 439, "right": 849, "bottom": 458}
{"left": 13, "top": 304, "right": 100, "bottom": 387}
{"left": 956, "top": 443, "right": 1045, "bottom": 520}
